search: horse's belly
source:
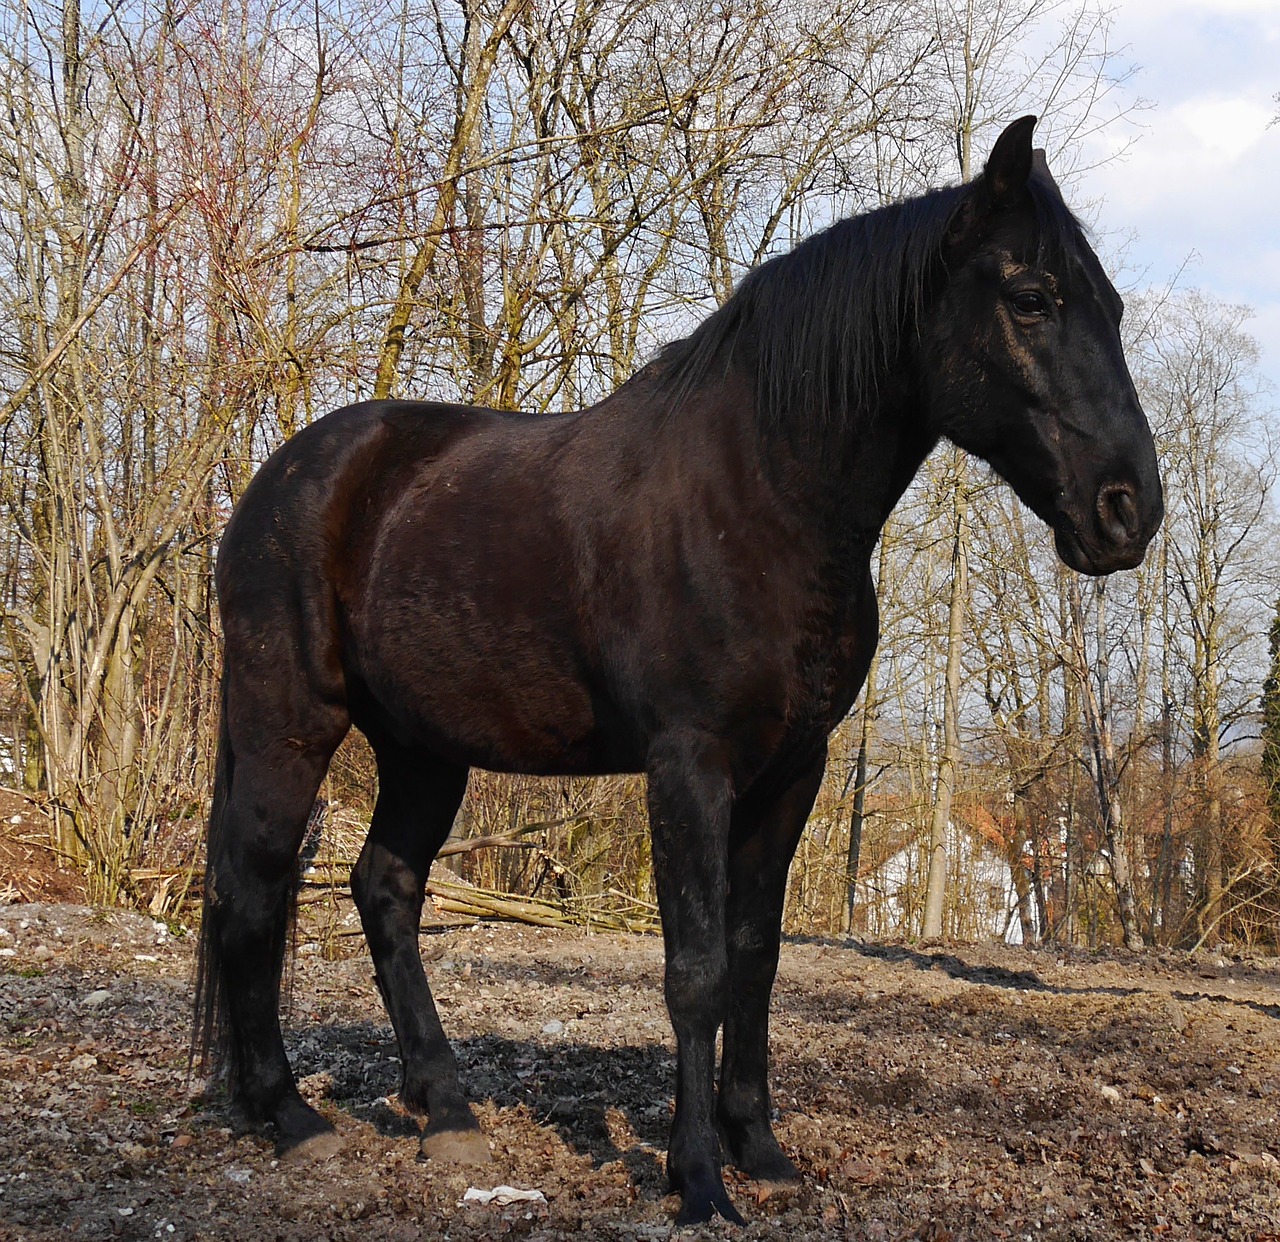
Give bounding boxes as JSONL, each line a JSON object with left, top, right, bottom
{"left": 349, "top": 617, "right": 636, "bottom": 775}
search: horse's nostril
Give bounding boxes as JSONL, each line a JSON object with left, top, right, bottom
{"left": 1097, "top": 483, "right": 1139, "bottom": 544}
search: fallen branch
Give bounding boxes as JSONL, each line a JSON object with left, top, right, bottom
{"left": 437, "top": 830, "right": 540, "bottom": 859}
{"left": 426, "top": 877, "right": 587, "bottom": 929}
{"left": 292, "top": 814, "right": 661, "bottom": 934}
{"left": 300, "top": 820, "right": 550, "bottom": 886}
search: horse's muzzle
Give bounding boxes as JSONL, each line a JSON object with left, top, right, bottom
{"left": 1054, "top": 479, "right": 1163, "bottom": 575}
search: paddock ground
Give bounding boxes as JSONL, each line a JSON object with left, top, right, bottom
{"left": 1, "top": 791, "right": 1279, "bottom": 1241}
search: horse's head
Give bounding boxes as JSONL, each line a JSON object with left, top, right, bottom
{"left": 926, "top": 115, "right": 1163, "bottom": 575}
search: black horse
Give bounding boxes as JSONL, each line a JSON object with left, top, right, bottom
{"left": 195, "top": 117, "right": 1161, "bottom": 1225}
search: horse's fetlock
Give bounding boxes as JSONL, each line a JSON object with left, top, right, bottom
{"left": 717, "top": 1082, "right": 765, "bottom": 1127}
{"left": 399, "top": 1075, "right": 432, "bottom": 1115}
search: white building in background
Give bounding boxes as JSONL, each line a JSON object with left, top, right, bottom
{"left": 852, "top": 820, "right": 1034, "bottom": 944}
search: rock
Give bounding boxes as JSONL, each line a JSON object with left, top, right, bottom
{"left": 541, "top": 1020, "right": 565, "bottom": 1037}
{"left": 84, "top": 989, "right": 112, "bottom": 1008}
{"left": 1163, "top": 996, "right": 1187, "bottom": 1033}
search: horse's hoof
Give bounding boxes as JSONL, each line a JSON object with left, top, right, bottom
{"left": 675, "top": 1190, "right": 745, "bottom": 1227}
{"left": 273, "top": 1094, "right": 341, "bottom": 1163}
{"left": 279, "top": 1128, "right": 343, "bottom": 1164}
{"left": 420, "top": 1126, "right": 492, "bottom": 1165}
{"left": 740, "top": 1150, "right": 801, "bottom": 1184}
{"left": 673, "top": 1173, "right": 746, "bottom": 1227}
{"left": 721, "top": 1122, "right": 801, "bottom": 1184}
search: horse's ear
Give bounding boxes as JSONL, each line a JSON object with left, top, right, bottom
{"left": 945, "top": 115, "right": 1038, "bottom": 259}
{"left": 984, "top": 115, "right": 1037, "bottom": 204}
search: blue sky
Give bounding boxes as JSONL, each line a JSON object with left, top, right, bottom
{"left": 1075, "top": 0, "right": 1279, "bottom": 398}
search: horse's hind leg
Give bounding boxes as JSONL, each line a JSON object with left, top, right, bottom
{"left": 718, "top": 746, "right": 827, "bottom": 1183}
{"left": 350, "top": 742, "right": 490, "bottom": 1164}
{"left": 202, "top": 689, "right": 348, "bottom": 1159}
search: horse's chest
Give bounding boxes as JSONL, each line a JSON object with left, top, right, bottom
{"left": 786, "top": 591, "right": 876, "bottom": 735}
{"left": 792, "top": 640, "right": 862, "bottom": 734}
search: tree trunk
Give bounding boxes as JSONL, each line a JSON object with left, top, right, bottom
{"left": 373, "top": 0, "right": 527, "bottom": 400}
{"left": 923, "top": 469, "right": 967, "bottom": 940}
{"left": 844, "top": 530, "right": 890, "bottom": 933}
{"left": 845, "top": 710, "right": 871, "bottom": 935}
{"left": 1069, "top": 578, "right": 1144, "bottom": 949}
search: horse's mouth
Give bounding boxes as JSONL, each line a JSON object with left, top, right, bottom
{"left": 1053, "top": 514, "right": 1149, "bottom": 576}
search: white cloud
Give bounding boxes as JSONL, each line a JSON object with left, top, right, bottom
{"left": 1173, "top": 96, "right": 1274, "bottom": 163}
{"left": 1113, "top": 0, "right": 1280, "bottom": 31}
{"left": 1071, "top": 1, "right": 1280, "bottom": 400}
{"left": 1087, "top": 90, "right": 1276, "bottom": 216}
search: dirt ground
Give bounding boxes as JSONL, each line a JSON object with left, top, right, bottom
{"left": 3, "top": 794, "right": 1280, "bottom": 1241}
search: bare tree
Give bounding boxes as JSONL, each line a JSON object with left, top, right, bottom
{"left": 915, "top": 0, "right": 1141, "bottom": 939}
{"left": 1135, "top": 291, "right": 1276, "bottom": 946}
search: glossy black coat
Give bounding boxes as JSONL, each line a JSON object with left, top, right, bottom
{"left": 195, "top": 117, "right": 1161, "bottom": 1226}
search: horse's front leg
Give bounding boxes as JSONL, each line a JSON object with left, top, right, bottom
{"left": 647, "top": 731, "right": 742, "bottom": 1226}
{"left": 719, "top": 746, "right": 827, "bottom": 1182}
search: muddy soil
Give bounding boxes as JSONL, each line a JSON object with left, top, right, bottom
{"left": 3, "top": 890, "right": 1280, "bottom": 1242}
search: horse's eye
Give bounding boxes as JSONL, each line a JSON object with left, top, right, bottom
{"left": 1011, "top": 290, "right": 1051, "bottom": 318}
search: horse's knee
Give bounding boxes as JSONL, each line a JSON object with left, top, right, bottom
{"left": 665, "top": 948, "right": 728, "bottom": 1030}
{"left": 727, "top": 928, "right": 782, "bottom": 997}
{"left": 208, "top": 824, "right": 301, "bottom": 910}
{"left": 718, "top": 1076, "right": 767, "bottom": 1126}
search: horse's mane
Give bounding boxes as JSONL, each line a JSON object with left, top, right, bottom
{"left": 657, "top": 171, "right": 1094, "bottom": 439}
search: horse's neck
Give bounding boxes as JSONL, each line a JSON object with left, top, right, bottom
{"left": 620, "top": 353, "right": 935, "bottom": 569}
{"left": 763, "top": 371, "right": 939, "bottom": 562}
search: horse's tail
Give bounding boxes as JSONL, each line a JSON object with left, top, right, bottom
{"left": 192, "top": 672, "right": 236, "bottom": 1088}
